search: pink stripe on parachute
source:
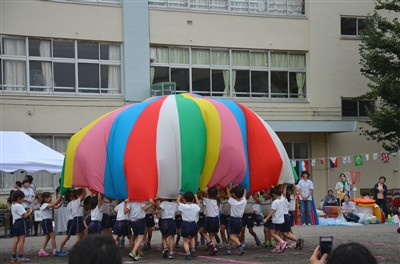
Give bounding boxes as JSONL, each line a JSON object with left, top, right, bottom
{"left": 73, "top": 106, "right": 131, "bottom": 193}
{"left": 207, "top": 99, "right": 246, "bottom": 188}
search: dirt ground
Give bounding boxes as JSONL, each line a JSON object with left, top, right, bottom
{"left": 0, "top": 224, "right": 399, "bottom": 264}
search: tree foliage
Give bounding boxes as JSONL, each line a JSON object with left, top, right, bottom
{"left": 359, "top": 0, "right": 400, "bottom": 151}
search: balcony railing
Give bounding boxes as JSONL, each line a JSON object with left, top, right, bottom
{"left": 149, "top": 0, "right": 305, "bottom": 16}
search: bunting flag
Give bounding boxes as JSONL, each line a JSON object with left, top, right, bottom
{"left": 347, "top": 156, "right": 352, "bottom": 164}
{"left": 365, "top": 154, "right": 369, "bottom": 161}
{"left": 382, "top": 153, "right": 390, "bottom": 163}
{"left": 342, "top": 156, "right": 347, "bottom": 164}
{"left": 320, "top": 158, "right": 325, "bottom": 165}
{"left": 373, "top": 153, "right": 378, "bottom": 160}
{"left": 291, "top": 160, "right": 297, "bottom": 167}
{"left": 311, "top": 159, "right": 316, "bottom": 167}
{"left": 299, "top": 160, "right": 309, "bottom": 172}
{"left": 354, "top": 155, "right": 363, "bottom": 166}
{"left": 329, "top": 157, "right": 338, "bottom": 168}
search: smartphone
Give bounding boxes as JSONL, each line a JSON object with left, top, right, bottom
{"left": 319, "top": 236, "right": 333, "bottom": 256}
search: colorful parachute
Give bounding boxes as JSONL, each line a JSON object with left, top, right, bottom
{"left": 61, "top": 93, "right": 294, "bottom": 201}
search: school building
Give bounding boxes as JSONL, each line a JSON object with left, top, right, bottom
{"left": 1, "top": 0, "right": 399, "bottom": 203}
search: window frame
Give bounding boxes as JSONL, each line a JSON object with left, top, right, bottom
{"left": 340, "top": 16, "right": 367, "bottom": 39}
{"left": 341, "top": 97, "right": 375, "bottom": 118}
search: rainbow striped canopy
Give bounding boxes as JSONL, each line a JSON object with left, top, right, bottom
{"left": 61, "top": 93, "right": 294, "bottom": 201}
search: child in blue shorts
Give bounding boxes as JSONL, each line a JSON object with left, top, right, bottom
{"left": 226, "top": 184, "right": 247, "bottom": 256}
{"left": 38, "top": 192, "right": 63, "bottom": 257}
{"left": 88, "top": 194, "right": 103, "bottom": 234}
{"left": 203, "top": 186, "right": 220, "bottom": 255}
{"left": 177, "top": 192, "right": 200, "bottom": 260}
{"left": 155, "top": 198, "right": 178, "bottom": 259}
{"left": 112, "top": 200, "right": 132, "bottom": 249}
{"left": 10, "top": 190, "right": 33, "bottom": 262}
{"left": 218, "top": 188, "right": 230, "bottom": 246}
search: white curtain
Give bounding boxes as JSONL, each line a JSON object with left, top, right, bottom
{"left": 192, "top": 49, "right": 210, "bottom": 65}
{"left": 211, "top": 50, "right": 229, "bottom": 66}
{"left": 270, "top": 53, "right": 288, "bottom": 68}
{"left": 39, "top": 41, "right": 52, "bottom": 89}
{"left": 296, "top": 73, "right": 305, "bottom": 98}
{"left": 170, "top": 48, "right": 189, "bottom": 64}
{"left": 251, "top": 52, "right": 268, "bottom": 67}
{"left": 150, "top": 67, "right": 155, "bottom": 84}
{"left": 108, "top": 45, "right": 121, "bottom": 94}
{"left": 232, "top": 51, "right": 250, "bottom": 66}
{"left": 4, "top": 38, "right": 26, "bottom": 91}
{"left": 223, "top": 70, "right": 230, "bottom": 97}
{"left": 156, "top": 47, "right": 169, "bottom": 63}
{"left": 269, "top": 0, "right": 287, "bottom": 15}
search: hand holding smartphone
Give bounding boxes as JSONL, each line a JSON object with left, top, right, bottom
{"left": 319, "top": 236, "right": 333, "bottom": 257}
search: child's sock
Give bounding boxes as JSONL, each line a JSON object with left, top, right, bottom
{"left": 186, "top": 250, "right": 191, "bottom": 255}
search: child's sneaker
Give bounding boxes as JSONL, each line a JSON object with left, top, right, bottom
{"left": 53, "top": 249, "right": 58, "bottom": 256}
{"left": 17, "top": 257, "right": 31, "bottom": 262}
{"left": 138, "top": 253, "right": 145, "bottom": 259}
{"left": 190, "top": 249, "right": 196, "bottom": 258}
{"left": 225, "top": 249, "right": 231, "bottom": 255}
{"left": 210, "top": 246, "right": 218, "bottom": 256}
{"left": 128, "top": 252, "right": 139, "bottom": 261}
{"left": 271, "top": 246, "right": 281, "bottom": 253}
{"left": 56, "top": 251, "right": 68, "bottom": 257}
{"left": 280, "top": 241, "right": 288, "bottom": 252}
{"left": 162, "top": 248, "right": 168, "bottom": 258}
{"left": 119, "top": 238, "right": 125, "bottom": 249}
{"left": 10, "top": 256, "right": 19, "bottom": 263}
{"left": 238, "top": 244, "right": 246, "bottom": 256}
{"left": 255, "top": 236, "right": 261, "bottom": 247}
{"left": 185, "top": 253, "right": 192, "bottom": 260}
{"left": 168, "top": 252, "right": 174, "bottom": 259}
{"left": 295, "top": 238, "right": 304, "bottom": 250}
{"left": 204, "top": 241, "right": 213, "bottom": 251}
{"left": 287, "top": 242, "right": 297, "bottom": 249}
{"left": 38, "top": 249, "right": 49, "bottom": 257}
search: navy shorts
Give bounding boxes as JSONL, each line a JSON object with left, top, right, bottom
{"left": 130, "top": 218, "right": 146, "bottom": 236}
{"left": 271, "top": 223, "right": 284, "bottom": 232}
{"left": 228, "top": 217, "right": 242, "bottom": 235}
{"left": 160, "top": 218, "right": 176, "bottom": 237}
{"left": 145, "top": 214, "right": 155, "bottom": 228}
{"left": 264, "top": 219, "right": 272, "bottom": 229}
{"left": 66, "top": 219, "right": 76, "bottom": 236}
{"left": 281, "top": 215, "right": 292, "bottom": 233}
{"left": 112, "top": 220, "right": 131, "bottom": 236}
{"left": 101, "top": 214, "right": 114, "bottom": 229}
{"left": 241, "top": 213, "right": 254, "bottom": 228}
{"left": 175, "top": 214, "right": 182, "bottom": 229}
{"left": 13, "top": 219, "right": 29, "bottom": 237}
{"left": 220, "top": 214, "right": 230, "bottom": 227}
{"left": 197, "top": 213, "right": 205, "bottom": 228}
{"left": 72, "top": 216, "right": 85, "bottom": 233}
{"left": 205, "top": 217, "right": 220, "bottom": 234}
{"left": 88, "top": 221, "right": 102, "bottom": 234}
{"left": 41, "top": 219, "right": 54, "bottom": 235}
{"left": 181, "top": 221, "right": 198, "bottom": 238}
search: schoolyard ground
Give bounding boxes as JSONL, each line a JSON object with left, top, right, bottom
{"left": 0, "top": 224, "right": 399, "bottom": 264}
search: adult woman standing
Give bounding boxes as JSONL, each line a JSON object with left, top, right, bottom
{"left": 335, "top": 173, "right": 351, "bottom": 205}
{"left": 373, "top": 176, "right": 388, "bottom": 218}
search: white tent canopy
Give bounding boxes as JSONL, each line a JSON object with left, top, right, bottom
{"left": 0, "top": 131, "right": 64, "bottom": 173}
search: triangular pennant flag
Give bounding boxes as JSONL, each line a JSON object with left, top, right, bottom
{"left": 382, "top": 152, "right": 390, "bottom": 163}
{"left": 291, "top": 160, "right": 296, "bottom": 167}
{"left": 347, "top": 156, "right": 352, "bottom": 164}
{"left": 299, "top": 160, "right": 309, "bottom": 172}
{"left": 329, "top": 157, "right": 338, "bottom": 168}
{"left": 320, "top": 158, "right": 325, "bottom": 165}
{"left": 311, "top": 159, "right": 316, "bottom": 167}
{"left": 342, "top": 156, "right": 347, "bottom": 164}
{"left": 373, "top": 153, "right": 378, "bottom": 160}
{"left": 365, "top": 154, "right": 369, "bottom": 161}
{"left": 354, "top": 155, "right": 363, "bottom": 166}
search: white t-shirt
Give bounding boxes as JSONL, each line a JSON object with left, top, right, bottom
{"left": 66, "top": 201, "right": 74, "bottom": 221}
{"left": 244, "top": 197, "right": 255, "bottom": 214}
{"left": 281, "top": 195, "right": 289, "bottom": 214}
{"left": 179, "top": 203, "right": 200, "bottom": 222}
{"left": 127, "top": 202, "right": 146, "bottom": 220}
{"left": 228, "top": 197, "right": 247, "bottom": 218}
{"left": 160, "top": 201, "right": 178, "bottom": 219}
{"left": 40, "top": 203, "right": 53, "bottom": 220}
{"left": 288, "top": 194, "right": 296, "bottom": 212}
{"left": 114, "top": 202, "right": 128, "bottom": 221}
{"left": 91, "top": 205, "right": 103, "bottom": 221}
{"left": 21, "top": 187, "right": 35, "bottom": 208}
{"left": 203, "top": 198, "right": 219, "bottom": 217}
{"left": 271, "top": 198, "right": 285, "bottom": 224}
{"left": 70, "top": 198, "right": 84, "bottom": 218}
{"left": 297, "top": 179, "right": 314, "bottom": 201}
{"left": 342, "top": 201, "right": 357, "bottom": 214}
{"left": 11, "top": 203, "right": 26, "bottom": 223}
{"left": 335, "top": 181, "right": 351, "bottom": 194}
{"left": 220, "top": 199, "right": 230, "bottom": 215}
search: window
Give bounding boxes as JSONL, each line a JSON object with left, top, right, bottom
{"left": 149, "top": 0, "right": 305, "bottom": 16}
{"left": 342, "top": 98, "right": 374, "bottom": 117}
{"left": 341, "top": 17, "right": 366, "bottom": 37}
{"left": 151, "top": 46, "right": 306, "bottom": 99}
{"left": 284, "top": 142, "right": 309, "bottom": 180}
{"left": 0, "top": 35, "right": 122, "bottom": 95}
{"left": 49, "top": 0, "right": 121, "bottom": 5}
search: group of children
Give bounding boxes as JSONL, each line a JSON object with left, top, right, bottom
{"left": 10, "top": 183, "right": 304, "bottom": 262}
